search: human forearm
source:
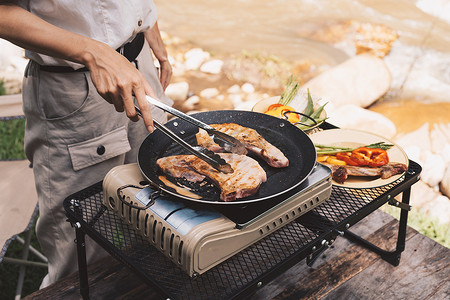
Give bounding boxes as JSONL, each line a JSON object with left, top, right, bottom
{"left": 144, "top": 22, "right": 168, "bottom": 62}
{"left": 0, "top": 3, "right": 103, "bottom": 67}
{"left": 144, "top": 21, "right": 172, "bottom": 89}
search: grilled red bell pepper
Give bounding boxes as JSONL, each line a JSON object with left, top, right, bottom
{"left": 336, "top": 152, "right": 360, "bottom": 166}
{"left": 349, "top": 147, "right": 389, "bottom": 167}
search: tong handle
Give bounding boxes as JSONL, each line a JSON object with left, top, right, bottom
{"left": 145, "top": 95, "right": 215, "bottom": 131}
{"left": 145, "top": 96, "right": 247, "bottom": 155}
{"left": 134, "top": 106, "right": 232, "bottom": 173}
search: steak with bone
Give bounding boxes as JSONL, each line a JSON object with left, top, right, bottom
{"left": 157, "top": 153, "right": 267, "bottom": 201}
{"left": 196, "top": 123, "right": 289, "bottom": 168}
{"left": 322, "top": 162, "right": 408, "bottom": 184}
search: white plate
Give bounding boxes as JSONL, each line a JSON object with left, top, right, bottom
{"left": 252, "top": 95, "right": 327, "bottom": 132}
{"left": 309, "top": 128, "right": 409, "bottom": 189}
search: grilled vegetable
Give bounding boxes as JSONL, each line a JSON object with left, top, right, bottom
{"left": 301, "top": 88, "right": 314, "bottom": 122}
{"left": 336, "top": 152, "right": 359, "bottom": 166}
{"left": 315, "top": 142, "right": 394, "bottom": 155}
{"left": 279, "top": 75, "right": 300, "bottom": 106}
{"left": 265, "top": 76, "right": 328, "bottom": 128}
{"left": 317, "top": 146, "right": 390, "bottom": 167}
{"left": 264, "top": 105, "right": 300, "bottom": 123}
{"left": 326, "top": 156, "right": 347, "bottom": 165}
{"left": 350, "top": 147, "right": 389, "bottom": 167}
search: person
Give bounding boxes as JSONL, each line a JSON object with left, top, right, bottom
{"left": 0, "top": 0, "right": 173, "bottom": 286}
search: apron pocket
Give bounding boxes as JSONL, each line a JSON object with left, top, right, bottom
{"left": 68, "top": 127, "right": 131, "bottom": 171}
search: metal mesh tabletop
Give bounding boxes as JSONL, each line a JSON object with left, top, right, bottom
{"left": 64, "top": 160, "right": 421, "bottom": 300}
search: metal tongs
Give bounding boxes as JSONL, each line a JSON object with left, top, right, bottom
{"left": 135, "top": 96, "right": 247, "bottom": 173}
{"left": 145, "top": 95, "right": 247, "bottom": 155}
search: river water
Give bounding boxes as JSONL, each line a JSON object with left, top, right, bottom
{"left": 155, "top": 0, "right": 450, "bottom": 134}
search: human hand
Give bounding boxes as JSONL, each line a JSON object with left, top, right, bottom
{"left": 86, "top": 42, "right": 156, "bottom": 132}
{"left": 158, "top": 59, "right": 172, "bottom": 91}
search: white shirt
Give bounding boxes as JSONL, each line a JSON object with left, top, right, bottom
{"left": 16, "top": 0, "right": 157, "bottom": 68}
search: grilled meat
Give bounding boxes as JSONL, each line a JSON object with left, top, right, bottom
{"left": 157, "top": 158, "right": 206, "bottom": 183}
{"left": 196, "top": 123, "right": 289, "bottom": 168}
{"left": 322, "top": 162, "right": 408, "bottom": 184}
{"left": 157, "top": 153, "right": 267, "bottom": 201}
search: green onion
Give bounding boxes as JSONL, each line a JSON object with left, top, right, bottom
{"left": 365, "top": 142, "right": 394, "bottom": 150}
{"left": 279, "top": 75, "right": 300, "bottom": 106}
{"left": 314, "top": 142, "right": 394, "bottom": 155}
{"left": 301, "top": 88, "right": 314, "bottom": 122}
{"left": 310, "top": 102, "right": 327, "bottom": 119}
{"left": 296, "top": 117, "right": 328, "bottom": 130}
{"left": 277, "top": 75, "right": 329, "bottom": 130}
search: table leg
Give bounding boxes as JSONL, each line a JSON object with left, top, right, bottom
{"left": 343, "top": 187, "right": 411, "bottom": 266}
{"left": 75, "top": 222, "right": 90, "bottom": 300}
{"left": 68, "top": 199, "right": 90, "bottom": 300}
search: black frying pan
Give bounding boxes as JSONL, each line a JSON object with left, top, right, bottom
{"left": 137, "top": 110, "right": 316, "bottom": 205}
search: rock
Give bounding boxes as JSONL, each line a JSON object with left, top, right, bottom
{"left": 410, "top": 181, "right": 450, "bottom": 225}
{"left": 199, "top": 88, "right": 219, "bottom": 99}
{"left": 400, "top": 50, "right": 450, "bottom": 103}
{"left": 395, "top": 124, "right": 431, "bottom": 163}
{"left": 184, "top": 48, "right": 210, "bottom": 70}
{"left": 227, "top": 84, "right": 241, "bottom": 94}
{"left": 441, "top": 143, "right": 450, "bottom": 165}
{"left": 234, "top": 98, "right": 260, "bottom": 111}
{"left": 440, "top": 166, "right": 450, "bottom": 198}
{"left": 326, "top": 104, "right": 396, "bottom": 138}
{"left": 309, "top": 20, "right": 398, "bottom": 58}
{"left": 0, "top": 71, "right": 23, "bottom": 95}
{"left": 303, "top": 54, "right": 391, "bottom": 108}
{"left": 0, "top": 40, "right": 25, "bottom": 69}
{"left": 171, "top": 56, "right": 186, "bottom": 77}
{"left": 200, "top": 59, "right": 224, "bottom": 74}
{"left": 430, "top": 123, "right": 450, "bottom": 158}
{"left": 165, "top": 81, "right": 189, "bottom": 101}
{"left": 246, "top": 93, "right": 267, "bottom": 102}
{"left": 181, "top": 95, "right": 200, "bottom": 111}
{"left": 0, "top": 40, "right": 28, "bottom": 94}
{"left": 401, "top": 145, "right": 422, "bottom": 166}
{"left": 229, "top": 94, "right": 243, "bottom": 106}
{"left": 241, "top": 83, "right": 255, "bottom": 93}
{"left": 429, "top": 194, "right": 450, "bottom": 225}
{"left": 421, "top": 153, "right": 446, "bottom": 188}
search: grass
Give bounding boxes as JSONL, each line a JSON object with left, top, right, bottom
{"left": 0, "top": 79, "right": 6, "bottom": 95}
{"left": 0, "top": 87, "right": 47, "bottom": 299}
{"left": 0, "top": 224, "right": 47, "bottom": 300}
{"left": 0, "top": 118, "right": 27, "bottom": 160}
{"left": 380, "top": 203, "right": 450, "bottom": 248}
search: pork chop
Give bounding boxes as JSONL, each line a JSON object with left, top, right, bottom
{"left": 196, "top": 123, "right": 289, "bottom": 168}
{"left": 156, "top": 157, "right": 206, "bottom": 183}
{"left": 322, "top": 162, "right": 408, "bottom": 184}
{"left": 156, "top": 153, "right": 267, "bottom": 202}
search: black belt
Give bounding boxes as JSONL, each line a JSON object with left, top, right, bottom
{"left": 39, "top": 32, "right": 145, "bottom": 73}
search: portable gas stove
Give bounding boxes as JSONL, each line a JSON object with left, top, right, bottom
{"left": 102, "top": 162, "right": 332, "bottom": 277}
